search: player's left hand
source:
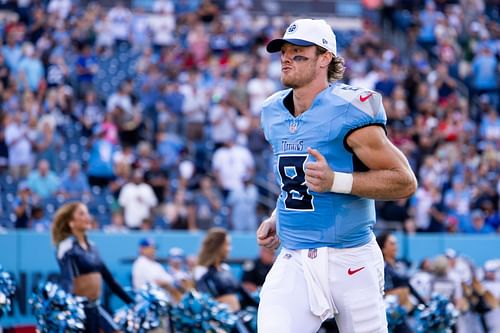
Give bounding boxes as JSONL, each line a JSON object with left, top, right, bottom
{"left": 305, "top": 147, "right": 334, "bottom": 192}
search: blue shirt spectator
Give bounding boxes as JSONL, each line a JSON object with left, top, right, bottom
{"left": 87, "top": 133, "right": 118, "bottom": 186}
{"left": 17, "top": 43, "right": 45, "bottom": 92}
{"left": 471, "top": 47, "right": 498, "bottom": 91}
{"left": 59, "top": 161, "right": 91, "bottom": 200}
{"left": 463, "top": 210, "right": 495, "bottom": 234}
{"left": 26, "top": 159, "right": 60, "bottom": 200}
{"left": 2, "top": 35, "right": 22, "bottom": 73}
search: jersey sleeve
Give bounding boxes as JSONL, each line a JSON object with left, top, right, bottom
{"left": 344, "top": 90, "right": 387, "bottom": 132}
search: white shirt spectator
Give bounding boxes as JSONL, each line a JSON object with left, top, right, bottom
{"left": 132, "top": 255, "right": 174, "bottom": 289}
{"left": 5, "top": 119, "right": 34, "bottom": 167}
{"left": 107, "top": 92, "right": 133, "bottom": 114}
{"left": 148, "top": 14, "right": 175, "bottom": 46}
{"left": 47, "top": 0, "right": 72, "bottom": 20}
{"left": 209, "top": 101, "right": 237, "bottom": 145}
{"left": 212, "top": 144, "right": 254, "bottom": 191}
{"left": 153, "top": 0, "right": 174, "bottom": 14}
{"left": 107, "top": 4, "right": 132, "bottom": 42}
{"left": 247, "top": 75, "right": 275, "bottom": 116}
{"left": 118, "top": 181, "right": 158, "bottom": 228}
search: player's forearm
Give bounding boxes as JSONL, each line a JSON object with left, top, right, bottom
{"left": 351, "top": 168, "right": 417, "bottom": 200}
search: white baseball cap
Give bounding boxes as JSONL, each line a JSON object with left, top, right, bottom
{"left": 267, "top": 19, "right": 337, "bottom": 55}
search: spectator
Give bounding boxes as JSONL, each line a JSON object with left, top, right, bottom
{"left": 189, "top": 175, "right": 222, "bottom": 230}
{"left": 35, "top": 120, "right": 61, "bottom": 172}
{"left": 464, "top": 209, "right": 495, "bottom": 234}
{"left": 208, "top": 96, "right": 238, "bottom": 148}
{"left": 118, "top": 169, "right": 157, "bottom": 230}
{"left": 471, "top": 46, "right": 498, "bottom": 108}
{"left": 17, "top": 42, "right": 44, "bottom": 92}
{"left": 131, "top": 237, "right": 181, "bottom": 301}
{"left": 4, "top": 112, "right": 35, "bottom": 179}
{"left": 163, "top": 187, "right": 193, "bottom": 230}
{"left": 144, "top": 154, "right": 170, "bottom": 204}
{"left": 103, "top": 210, "right": 129, "bottom": 233}
{"left": 26, "top": 159, "right": 60, "bottom": 200}
{"left": 59, "top": 161, "right": 90, "bottom": 201}
{"left": 31, "top": 205, "right": 51, "bottom": 232}
{"left": 87, "top": 129, "right": 118, "bottom": 188}
{"left": 13, "top": 181, "right": 36, "bottom": 229}
{"left": 166, "top": 247, "right": 194, "bottom": 291}
{"left": 227, "top": 175, "right": 258, "bottom": 231}
{"left": 107, "top": 1, "right": 132, "bottom": 47}
{"left": 212, "top": 135, "right": 254, "bottom": 198}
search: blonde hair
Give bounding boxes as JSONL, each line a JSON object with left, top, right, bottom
{"left": 51, "top": 202, "right": 81, "bottom": 245}
{"left": 197, "top": 228, "right": 228, "bottom": 267}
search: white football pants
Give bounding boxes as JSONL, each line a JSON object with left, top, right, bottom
{"left": 258, "top": 237, "right": 388, "bottom": 333}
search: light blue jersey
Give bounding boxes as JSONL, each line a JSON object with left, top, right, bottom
{"left": 261, "top": 83, "right": 387, "bottom": 249}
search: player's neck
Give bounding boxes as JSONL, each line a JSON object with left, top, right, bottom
{"left": 292, "top": 81, "right": 329, "bottom": 116}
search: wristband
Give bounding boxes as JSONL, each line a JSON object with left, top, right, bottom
{"left": 330, "top": 172, "right": 353, "bottom": 194}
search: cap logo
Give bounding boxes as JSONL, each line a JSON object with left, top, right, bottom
{"left": 287, "top": 23, "right": 297, "bottom": 34}
{"left": 322, "top": 38, "right": 328, "bottom": 45}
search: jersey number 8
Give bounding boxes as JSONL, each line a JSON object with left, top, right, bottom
{"left": 278, "top": 155, "right": 314, "bottom": 211}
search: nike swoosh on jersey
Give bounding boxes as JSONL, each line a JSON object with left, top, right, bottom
{"left": 359, "top": 93, "right": 373, "bottom": 102}
{"left": 347, "top": 267, "right": 365, "bottom": 275}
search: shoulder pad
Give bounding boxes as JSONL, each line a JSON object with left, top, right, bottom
{"left": 261, "top": 89, "right": 290, "bottom": 109}
{"left": 57, "top": 237, "right": 75, "bottom": 259}
{"left": 333, "top": 84, "right": 382, "bottom": 118}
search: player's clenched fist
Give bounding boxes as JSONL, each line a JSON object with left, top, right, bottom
{"left": 305, "top": 147, "right": 334, "bottom": 192}
{"left": 257, "top": 218, "right": 280, "bottom": 249}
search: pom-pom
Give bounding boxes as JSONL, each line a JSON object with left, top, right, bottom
{"left": 30, "top": 281, "right": 86, "bottom": 332}
{"left": 0, "top": 266, "right": 16, "bottom": 318}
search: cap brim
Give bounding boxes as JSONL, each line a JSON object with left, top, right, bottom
{"left": 266, "top": 39, "right": 316, "bottom": 53}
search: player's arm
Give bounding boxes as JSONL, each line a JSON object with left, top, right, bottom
{"left": 305, "top": 126, "right": 417, "bottom": 200}
{"left": 347, "top": 125, "right": 417, "bottom": 200}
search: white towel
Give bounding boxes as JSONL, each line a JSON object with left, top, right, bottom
{"left": 301, "top": 247, "right": 338, "bottom": 321}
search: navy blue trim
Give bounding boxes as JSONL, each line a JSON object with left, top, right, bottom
{"left": 343, "top": 123, "right": 387, "bottom": 153}
{"left": 267, "top": 38, "right": 316, "bottom": 53}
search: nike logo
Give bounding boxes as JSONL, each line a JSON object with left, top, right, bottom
{"left": 359, "top": 93, "right": 373, "bottom": 102}
{"left": 347, "top": 267, "right": 365, "bottom": 275}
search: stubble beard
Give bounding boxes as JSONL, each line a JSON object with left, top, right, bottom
{"left": 281, "top": 65, "right": 318, "bottom": 89}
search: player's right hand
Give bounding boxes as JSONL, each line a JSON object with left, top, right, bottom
{"left": 257, "top": 219, "right": 280, "bottom": 249}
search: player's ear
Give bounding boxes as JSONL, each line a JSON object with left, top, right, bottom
{"left": 319, "top": 52, "right": 332, "bottom": 68}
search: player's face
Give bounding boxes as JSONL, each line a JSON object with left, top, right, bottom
{"left": 70, "top": 204, "right": 92, "bottom": 232}
{"left": 280, "top": 44, "right": 319, "bottom": 88}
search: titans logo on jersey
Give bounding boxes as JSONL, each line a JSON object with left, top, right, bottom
{"left": 260, "top": 83, "right": 387, "bottom": 250}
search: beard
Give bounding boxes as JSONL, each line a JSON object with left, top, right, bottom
{"left": 281, "top": 63, "right": 318, "bottom": 89}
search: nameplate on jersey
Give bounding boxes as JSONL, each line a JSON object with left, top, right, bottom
{"left": 282, "top": 140, "right": 304, "bottom": 152}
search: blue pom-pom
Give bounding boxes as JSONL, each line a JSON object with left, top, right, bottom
{"left": 414, "top": 293, "right": 459, "bottom": 333}
{"left": 30, "top": 281, "right": 86, "bottom": 332}
{"left": 0, "top": 266, "right": 16, "bottom": 318}
{"left": 385, "top": 295, "right": 408, "bottom": 331}
{"left": 169, "top": 290, "right": 239, "bottom": 333}
{"left": 113, "top": 283, "right": 172, "bottom": 333}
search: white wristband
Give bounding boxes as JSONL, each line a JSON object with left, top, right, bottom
{"left": 330, "top": 172, "right": 353, "bottom": 194}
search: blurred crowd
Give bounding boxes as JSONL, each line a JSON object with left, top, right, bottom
{"left": 0, "top": 0, "right": 498, "bottom": 235}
